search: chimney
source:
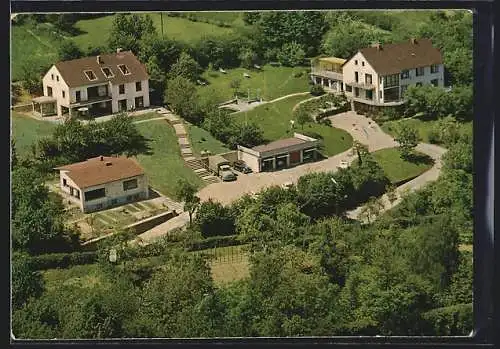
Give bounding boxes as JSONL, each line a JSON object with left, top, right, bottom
{"left": 97, "top": 55, "right": 103, "bottom": 64}
{"left": 100, "top": 156, "right": 103, "bottom": 161}
{"left": 410, "top": 38, "right": 417, "bottom": 45}
{"left": 116, "top": 48, "right": 122, "bottom": 53}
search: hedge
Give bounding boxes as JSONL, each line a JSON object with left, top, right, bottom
{"left": 30, "top": 251, "right": 98, "bottom": 270}
{"left": 186, "top": 234, "right": 240, "bottom": 251}
{"left": 420, "top": 303, "right": 473, "bottom": 336}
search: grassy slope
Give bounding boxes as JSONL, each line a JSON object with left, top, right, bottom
{"left": 234, "top": 94, "right": 353, "bottom": 157}
{"left": 135, "top": 119, "right": 203, "bottom": 199}
{"left": 186, "top": 123, "right": 230, "bottom": 156}
{"left": 10, "top": 24, "right": 61, "bottom": 81}
{"left": 372, "top": 147, "right": 433, "bottom": 184}
{"left": 381, "top": 119, "right": 472, "bottom": 144}
{"left": 72, "top": 13, "right": 234, "bottom": 49}
{"left": 198, "top": 65, "right": 310, "bottom": 103}
{"left": 11, "top": 112, "right": 58, "bottom": 157}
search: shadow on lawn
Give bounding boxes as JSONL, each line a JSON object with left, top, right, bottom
{"left": 405, "top": 153, "right": 434, "bottom": 165}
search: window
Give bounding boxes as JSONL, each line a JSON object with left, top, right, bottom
{"left": 379, "top": 76, "right": 383, "bottom": 84}
{"left": 384, "top": 74, "right": 399, "bottom": 88}
{"left": 362, "top": 61, "right": 365, "bottom": 66}
{"left": 135, "top": 81, "right": 142, "bottom": 92}
{"left": 416, "top": 67, "right": 425, "bottom": 76}
{"left": 84, "top": 70, "right": 97, "bottom": 81}
{"left": 111, "top": 199, "right": 117, "bottom": 205}
{"left": 56, "top": 75, "right": 59, "bottom": 82}
{"left": 76, "top": 91, "right": 81, "bottom": 102}
{"left": 101, "top": 67, "right": 114, "bottom": 78}
{"left": 119, "top": 99, "right": 127, "bottom": 111}
{"left": 118, "top": 64, "right": 131, "bottom": 75}
{"left": 51, "top": 74, "right": 54, "bottom": 80}
{"left": 75, "top": 190, "right": 80, "bottom": 199}
{"left": 135, "top": 96, "right": 144, "bottom": 108}
{"left": 365, "top": 74, "right": 372, "bottom": 85}
{"left": 47, "top": 86, "right": 53, "bottom": 97}
{"left": 354, "top": 87, "right": 359, "bottom": 97}
{"left": 355, "top": 60, "right": 358, "bottom": 65}
{"left": 84, "top": 188, "right": 106, "bottom": 202}
{"left": 119, "top": 84, "right": 125, "bottom": 94}
{"left": 379, "top": 91, "right": 382, "bottom": 99}
{"left": 62, "top": 91, "right": 65, "bottom": 98}
{"left": 431, "top": 79, "right": 439, "bottom": 86}
{"left": 366, "top": 90, "right": 373, "bottom": 100}
{"left": 401, "top": 70, "right": 410, "bottom": 79}
{"left": 123, "top": 178, "right": 138, "bottom": 191}
{"left": 355, "top": 72, "right": 359, "bottom": 82}
{"left": 63, "top": 178, "right": 67, "bottom": 186}
{"left": 431, "top": 64, "right": 439, "bottom": 73}
{"left": 346, "top": 85, "right": 352, "bottom": 92}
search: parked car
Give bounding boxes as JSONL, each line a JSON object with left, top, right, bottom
{"left": 233, "top": 160, "right": 252, "bottom": 174}
{"left": 219, "top": 165, "right": 237, "bottom": 181}
{"left": 338, "top": 160, "right": 349, "bottom": 169}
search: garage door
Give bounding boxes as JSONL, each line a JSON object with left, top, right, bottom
{"left": 290, "top": 151, "right": 300, "bottom": 164}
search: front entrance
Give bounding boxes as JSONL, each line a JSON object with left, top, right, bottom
{"left": 118, "top": 99, "right": 127, "bottom": 112}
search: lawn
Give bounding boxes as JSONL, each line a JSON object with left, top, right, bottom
{"left": 169, "top": 12, "right": 244, "bottom": 27}
{"left": 10, "top": 23, "right": 62, "bottom": 81}
{"left": 186, "top": 123, "right": 230, "bottom": 156}
{"left": 11, "top": 112, "right": 58, "bottom": 157}
{"left": 72, "top": 13, "right": 234, "bottom": 50}
{"left": 42, "top": 263, "right": 101, "bottom": 291}
{"left": 372, "top": 147, "right": 434, "bottom": 185}
{"left": 197, "top": 65, "right": 311, "bottom": 103}
{"left": 135, "top": 119, "right": 203, "bottom": 199}
{"left": 234, "top": 94, "right": 353, "bottom": 157}
{"left": 381, "top": 118, "right": 473, "bottom": 144}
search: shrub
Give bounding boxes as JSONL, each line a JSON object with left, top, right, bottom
{"left": 30, "top": 251, "right": 98, "bottom": 270}
{"left": 293, "top": 71, "right": 304, "bottom": 78}
{"left": 310, "top": 84, "right": 325, "bottom": 96}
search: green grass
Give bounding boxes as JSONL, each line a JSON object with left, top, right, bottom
{"left": 42, "top": 263, "right": 101, "bottom": 290}
{"left": 186, "top": 123, "right": 230, "bottom": 156}
{"left": 234, "top": 95, "right": 353, "bottom": 157}
{"left": 72, "top": 13, "right": 234, "bottom": 50}
{"left": 11, "top": 112, "right": 58, "bottom": 157}
{"left": 172, "top": 12, "right": 244, "bottom": 27}
{"left": 135, "top": 119, "right": 203, "bottom": 199}
{"left": 197, "top": 65, "right": 311, "bottom": 103}
{"left": 372, "top": 148, "right": 433, "bottom": 184}
{"left": 10, "top": 23, "right": 62, "bottom": 81}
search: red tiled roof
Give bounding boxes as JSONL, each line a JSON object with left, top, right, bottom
{"left": 358, "top": 38, "right": 443, "bottom": 75}
{"left": 55, "top": 156, "right": 145, "bottom": 189}
{"left": 54, "top": 51, "right": 149, "bottom": 88}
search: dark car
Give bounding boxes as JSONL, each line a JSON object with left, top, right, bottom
{"left": 233, "top": 160, "right": 252, "bottom": 174}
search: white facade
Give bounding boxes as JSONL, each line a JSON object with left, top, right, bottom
{"left": 59, "top": 171, "right": 149, "bottom": 213}
{"left": 342, "top": 52, "right": 445, "bottom": 106}
{"left": 41, "top": 67, "right": 150, "bottom": 118}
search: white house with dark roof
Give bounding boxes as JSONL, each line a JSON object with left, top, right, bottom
{"left": 33, "top": 50, "right": 150, "bottom": 118}
{"left": 311, "top": 38, "right": 445, "bottom": 107}
{"left": 55, "top": 155, "right": 148, "bottom": 213}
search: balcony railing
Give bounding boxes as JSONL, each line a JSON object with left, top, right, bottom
{"left": 310, "top": 68, "right": 343, "bottom": 81}
{"left": 70, "top": 94, "right": 112, "bottom": 107}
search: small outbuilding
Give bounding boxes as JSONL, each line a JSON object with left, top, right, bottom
{"left": 237, "top": 133, "right": 319, "bottom": 173}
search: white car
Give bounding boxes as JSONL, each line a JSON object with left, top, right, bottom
{"left": 338, "top": 160, "right": 349, "bottom": 169}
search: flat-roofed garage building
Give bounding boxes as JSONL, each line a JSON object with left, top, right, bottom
{"left": 237, "top": 133, "right": 319, "bottom": 173}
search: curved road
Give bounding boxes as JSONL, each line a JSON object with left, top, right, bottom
{"left": 136, "top": 110, "right": 447, "bottom": 243}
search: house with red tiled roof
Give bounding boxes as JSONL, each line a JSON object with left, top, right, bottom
{"left": 311, "top": 38, "right": 445, "bottom": 107}
{"left": 33, "top": 50, "right": 150, "bottom": 118}
{"left": 55, "top": 156, "right": 148, "bottom": 213}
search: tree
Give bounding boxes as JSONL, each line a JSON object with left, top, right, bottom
{"left": 164, "top": 76, "right": 202, "bottom": 124}
{"left": 238, "top": 48, "right": 258, "bottom": 69}
{"left": 107, "top": 13, "right": 157, "bottom": 54}
{"left": 229, "top": 79, "right": 241, "bottom": 98}
{"left": 11, "top": 252, "right": 45, "bottom": 310}
{"left": 195, "top": 199, "right": 235, "bottom": 237}
{"left": 11, "top": 138, "right": 18, "bottom": 169}
{"left": 176, "top": 179, "right": 200, "bottom": 226}
{"left": 168, "top": 51, "right": 202, "bottom": 82}
{"left": 276, "top": 42, "right": 306, "bottom": 67}
{"left": 395, "top": 124, "right": 419, "bottom": 159}
{"left": 294, "top": 107, "right": 312, "bottom": 130}
{"left": 359, "top": 196, "right": 384, "bottom": 223}
{"left": 57, "top": 40, "right": 83, "bottom": 61}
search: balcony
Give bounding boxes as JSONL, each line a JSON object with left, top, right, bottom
{"left": 70, "top": 94, "right": 112, "bottom": 108}
{"left": 346, "top": 81, "right": 375, "bottom": 90}
{"left": 310, "top": 67, "right": 343, "bottom": 81}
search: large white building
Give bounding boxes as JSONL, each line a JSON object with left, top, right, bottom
{"left": 311, "top": 38, "right": 445, "bottom": 107}
{"left": 32, "top": 50, "right": 150, "bottom": 118}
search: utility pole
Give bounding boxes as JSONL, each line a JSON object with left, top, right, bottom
{"left": 160, "top": 13, "right": 164, "bottom": 38}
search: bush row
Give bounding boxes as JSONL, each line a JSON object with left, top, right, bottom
{"left": 30, "top": 251, "right": 98, "bottom": 270}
